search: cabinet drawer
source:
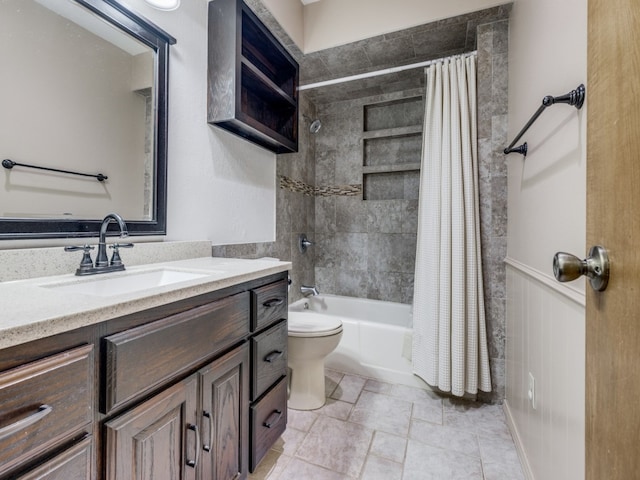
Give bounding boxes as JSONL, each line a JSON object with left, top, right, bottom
{"left": 251, "top": 280, "right": 287, "bottom": 332}
{"left": 0, "top": 345, "right": 94, "bottom": 477}
{"left": 250, "top": 377, "right": 287, "bottom": 471}
{"left": 251, "top": 320, "right": 287, "bottom": 401}
{"left": 16, "top": 436, "right": 93, "bottom": 480}
{"left": 103, "top": 292, "right": 249, "bottom": 414}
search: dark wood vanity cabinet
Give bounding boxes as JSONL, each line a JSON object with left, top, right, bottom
{"left": 249, "top": 280, "right": 288, "bottom": 471}
{"left": 105, "top": 345, "right": 250, "bottom": 480}
{"left": 0, "top": 272, "right": 288, "bottom": 480}
{"left": 208, "top": 0, "right": 299, "bottom": 154}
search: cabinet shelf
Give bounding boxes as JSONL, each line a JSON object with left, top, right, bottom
{"left": 362, "top": 125, "right": 423, "bottom": 140}
{"left": 363, "top": 163, "right": 421, "bottom": 174}
{"left": 241, "top": 57, "right": 296, "bottom": 107}
{"left": 208, "top": 0, "right": 299, "bottom": 154}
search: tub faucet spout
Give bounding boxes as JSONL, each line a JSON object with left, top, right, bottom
{"left": 301, "top": 285, "right": 319, "bottom": 297}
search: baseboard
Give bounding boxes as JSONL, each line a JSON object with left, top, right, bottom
{"left": 503, "top": 399, "right": 535, "bottom": 480}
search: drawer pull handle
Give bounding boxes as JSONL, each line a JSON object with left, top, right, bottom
{"left": 263, "top": 298, "right": 284, "bottom": 308}
{"left": 263, "top": 409, "right": 283, "bottom": 429}
{"left": 202, "top": 411, "right": 213, "bottom": 452}
{"left": 186, "top": 423, "right": 200, "bottom": 468}
{"left": 264, "top": 350, "right": 284, "bottom": 363}
{"left": 0, "top": 404, "right": 52, "bottom": 441}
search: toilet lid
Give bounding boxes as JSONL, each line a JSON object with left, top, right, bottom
{"left": 288, "top": 312, "right": 343, "bottom": 338}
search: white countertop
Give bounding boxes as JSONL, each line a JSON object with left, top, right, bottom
{"left": 0, "top": 257, "right": 291, "bottom": 350}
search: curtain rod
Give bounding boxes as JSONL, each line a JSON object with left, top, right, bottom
{"left": 299, "top": 51, "right": 477, "bottom": 91}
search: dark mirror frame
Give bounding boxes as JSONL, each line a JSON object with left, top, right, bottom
{"left": 0, "top": 0, "right": 176, "bottom": 240}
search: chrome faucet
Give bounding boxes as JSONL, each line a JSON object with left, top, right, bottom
{"left": 65, "top": 213, "right": 134, "bottom": 276}
{"left": 300, "top": 285, "right": 319, "bottom": 297}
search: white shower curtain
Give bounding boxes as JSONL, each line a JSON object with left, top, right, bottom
{"left": 412, "top": 54, "right": 492, "bottom": 396}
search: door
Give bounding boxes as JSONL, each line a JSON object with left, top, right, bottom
{"left": 199, "top": 344, "right": 249, "bottom": 480}
{"left": 104, "top": 375, "right": 199, "bottom": 480}
{"left": 586, "top": 0, "right": 640, "bottom": 477}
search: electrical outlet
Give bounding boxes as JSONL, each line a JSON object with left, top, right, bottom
{"left": 527, "top": 372, "right": 536, "bottom": 409}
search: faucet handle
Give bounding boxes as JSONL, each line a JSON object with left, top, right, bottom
{"left": 64, "top": 245, "right": 94, "bottom": 272}
{"left": 109, "top": 243, "right": 134, "bottom": 267}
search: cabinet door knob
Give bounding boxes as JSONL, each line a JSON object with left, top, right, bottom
{"left": 186, "top": 423, "right": 200, "bottom": 468}
{"left": 0, "top": 405, "right": 52, "bottom": 441}
{"left": 202, "top": 411, "right": 213, "bottom": 453}
{"left": 263, "top": 409, "right": 283, "bottom": 429}
{"left": 263, "top": 298, "right": 284, "bottom": 308}
{"left": 264, "top": 350, "right": 284, "bottom": 363}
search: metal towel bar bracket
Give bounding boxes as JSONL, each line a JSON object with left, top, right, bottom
{"left": 504, "top": 84, "right": 585, "bottom": 156}
{"left": 2, "top": 158, "right": 108, "bottom": 182}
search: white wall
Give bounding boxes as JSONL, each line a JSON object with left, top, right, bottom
{"left": 301, "top": 0, "right": 507, "bottom": 52}
{"left": 260, "top": 0, "right": 304, "bottom": 49}
{"left": 505, "top": 0, "right": 586, "bottom": 477}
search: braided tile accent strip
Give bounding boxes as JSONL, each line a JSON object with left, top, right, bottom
{"left": 279, "top": 175, "right": 362, "bottom": 197}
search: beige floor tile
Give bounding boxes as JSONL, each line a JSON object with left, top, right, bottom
{"left": 349, "top": 390, "right": 412, "bottom": 436}
{"left": 330, "top": 373, "right": 367, "bottom": 403}
{"left": 360, "top": 455, "right": 403, "bottom": 480}
{"left": 477, "top": 432, "right": 521, "bottom": 466}
{"left": 272, "top": 426, "right": 307, "bottom": 456}
{"left": 369, "top": 431, "right": 407, "bottom": 464}
{"left": 264, "top": 369, "right": 525, "bottom": 480}
{"left": 295, "top": 415, "right": 373, "bottom": 478}
{"left": 325, "top": 369, "right": 344, "bottom": 397}
{"left": 277, "top": 458, "right": 351, "bottom": 480}
{"left": 318, "top": 398, "right": 353, "bottom": 420}
{"left": 363, "top": 378, "right": 394, "bottom": 395}
{"left": 287, "top": 408, "right": 318, "bottom": 432}
{"left": 248, "top": 450, "right": 292, "bottom": 480}
{"left": 411, "top": 397, "right": 443, "bottom": 425}
{"left": 482, "top": 460, "right": 526, "bottom": 480}
{"left": 409, "top": 419, "right": 481, "bottom": 458}
{"left": 403, "top": 440, "right": 483, "bottom": 480}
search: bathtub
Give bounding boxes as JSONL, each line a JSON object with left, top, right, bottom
{"left": 289, "top": 294, "right": 429, "bottom": 389}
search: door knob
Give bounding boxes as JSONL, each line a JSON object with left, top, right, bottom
{"left": 553, "top": 245, "right": 609, "bottom": 292}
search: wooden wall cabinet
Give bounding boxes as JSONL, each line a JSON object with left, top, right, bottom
{"left": 0, "top": 272, "right": 288, "bottom": 480}
{"left": 208, "top": 0, "right": 299, "bottom": 153}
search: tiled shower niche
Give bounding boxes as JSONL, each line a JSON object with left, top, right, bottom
{"left": 362, "top": 96, "right": 424, "bottom": 200}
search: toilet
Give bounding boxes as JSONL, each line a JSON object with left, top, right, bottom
{"left": 287, "top": 311, "right": 343, "bottom": 410}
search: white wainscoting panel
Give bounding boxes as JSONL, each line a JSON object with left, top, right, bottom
{"left": 505, "top": 260, "right": 585, "bottom": 480}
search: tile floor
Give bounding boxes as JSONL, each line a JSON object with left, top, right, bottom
{"left": 249, "top": 369, "right": 525, "bottom": 480}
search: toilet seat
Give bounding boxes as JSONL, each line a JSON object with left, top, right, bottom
{"left": 288, "top": 312, "right": 343, "bottom": 338}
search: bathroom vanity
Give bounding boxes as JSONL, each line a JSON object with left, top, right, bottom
{"left": 0, "top": 257, "right": 289, "bottom": 480}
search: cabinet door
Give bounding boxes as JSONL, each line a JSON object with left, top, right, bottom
{"left": 16, "top": 436, "right": 93, "bottom": 480}
{"left": 199, "top": 344, "right": 249, "bottom": 480}
{"left": 104, "top": 375, "right": 199, "bottom": 480}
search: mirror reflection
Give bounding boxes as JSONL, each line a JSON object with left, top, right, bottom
{"left": 0, "top": 0, "right": 155, "bottom": 222}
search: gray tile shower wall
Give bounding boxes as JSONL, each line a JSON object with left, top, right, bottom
{"left": 313, "top": 89, "right": 424, "bottom": 305}
{"left": 476, "top": 20, "right": 509, "bottom": 403}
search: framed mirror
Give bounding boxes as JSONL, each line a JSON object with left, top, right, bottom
{"left": 0, "top": 0, "right": 176, "bottom": 239}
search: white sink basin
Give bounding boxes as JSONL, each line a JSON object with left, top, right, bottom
{"left": 44, "top": 268, "right": 215, "bottom": 297}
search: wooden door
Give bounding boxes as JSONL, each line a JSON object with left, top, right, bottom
{"left": 199, "top": 344, "right": 249, "bottom": 480}
{"left": 104, "top": 375, "right": 199, "bottom": 480}
{"left": 586, "top": 0, "right": 640, "bottom": 477}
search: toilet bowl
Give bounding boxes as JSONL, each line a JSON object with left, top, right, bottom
{"left": 287, "top": 311, "right": 343, "bottom": 410}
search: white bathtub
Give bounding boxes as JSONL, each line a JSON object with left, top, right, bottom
{"left": 289, "top": 294, "right": 429, "bottom": 389}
